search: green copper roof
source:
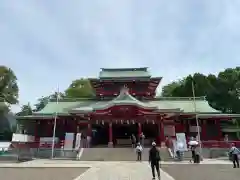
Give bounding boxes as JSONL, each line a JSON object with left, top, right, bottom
{"left": 99, "top": 67, "right": 151, "bottom": 78}
{"left": 73, "top": 87, "right": 157, "bottom": 111}
{"left": 33, "top": 101, "right": 85, "bottom": 115}
{"left": 221, "top": 127, "right": 240, "bottom": 132}
{"left": 27, "top": 96, "right": 222, "bottom": 118}
{"left": 148, "top": 100, "right": 220, "bottom": 113}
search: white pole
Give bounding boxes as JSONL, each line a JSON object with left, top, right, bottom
{"left": 192, "top": 81, "right": 202, "bottom": 158}
{"left": 51, "top": 87, "right": 59, "bottom": 159}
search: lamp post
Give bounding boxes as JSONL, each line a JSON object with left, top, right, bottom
{"left": 192, "top": 80, "right": 203, "bottom": 160}
{"left": 51, "top": 87, "right": 60, "bottom": 159}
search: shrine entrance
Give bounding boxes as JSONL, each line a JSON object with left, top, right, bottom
{"left": 91, "top": 124, "right": 109, "bottom": 146}
{"left": 142, "top": 123, "right": 159, "bottom": 144}
{"left": 112, "top": 123, "right": 138, "bottom": 146}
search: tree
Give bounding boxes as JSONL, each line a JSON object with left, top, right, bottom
{"left": 161, "top": 81, "right": 182, "bottom": 97}
{"left": 215, "top": 67, "right": 240, "bottom": 113}
{"left": 162, "top": 73, "right": 212, "bottom": 97}
{"left": 0, "top": 66, "right": 19, "bottom": 105}
{"left": 34, "top": 92, "right": 65, "bottom": 112}
{"left": 34, "top": 96, "right": 49, "bottom": 112}
{"left": 16, "top": 103, "right": 33, "bottom": 116}
{"left": 65, "top": 79, "right": 95, "bottom": 98}
{"left": 161, "top": 67, "right": 240, "bottom": 113}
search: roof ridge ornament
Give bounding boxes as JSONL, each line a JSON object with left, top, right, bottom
{"left": 120, "top": 86, "right": 129, "bottom": 95}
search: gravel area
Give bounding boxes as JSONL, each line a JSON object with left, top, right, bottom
{"left": 0, "top": 167, "right": 89, "bottom": 180}
{"left": 161, "top": 164, "right": 240, "bottom": 180}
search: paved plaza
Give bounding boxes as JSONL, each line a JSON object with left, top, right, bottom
{"left": 0, "top": 167, "right": 88, "bottom": 180}
{"left": 0, "top": 159, "right": 239, "bottom": 180}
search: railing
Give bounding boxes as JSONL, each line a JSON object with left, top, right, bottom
{"left": 10, "top": 139, "right": 240, "bottom": 149}
{"left": 201, "top": 140, "right": 240, "bottom": 148}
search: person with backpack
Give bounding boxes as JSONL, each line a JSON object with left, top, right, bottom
{"left": 149, "top": 141, "right": 161, "bottom": 180}
{"left": 136, "top": 142, "right": 143, "bottom": 161}
{"left": 229, "top": 143, "right": 240, "bottom": 168}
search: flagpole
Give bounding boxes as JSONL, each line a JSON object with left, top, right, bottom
{"left": 51, "top": 87, "right": 59, "bottom": 159}
{"left": 192, "top": 80, "right": 203, "bottom": 158}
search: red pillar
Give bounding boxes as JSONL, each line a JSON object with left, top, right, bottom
{"left": 201, "top": 120, "right": 207, "bottom": 141}
{"left": 87, "top": 123, "right": 92, "bottom": 136}
{"left": 160, "top": 121, "right": 164, "bottom": 143}
{"left": 48, "top": 120, "right": 53, "bottom": 136}
{"left": 138, "top": 122, "right": 142, "bottom": 139}
{"left": 157, "top": 123, "right": 161, "bottom": 146}
{"left": 108, "top": 122, "right": 113, "bottom": 147}
{"left": 215, "top": 119, "right": 221, "bottom": 140}
{"left": 34, "top": 120, "right": 40, "bottom": 148}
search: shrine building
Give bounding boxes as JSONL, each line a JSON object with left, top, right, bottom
{"left": 15, "top": 68, "right": 240, "bottom": 147}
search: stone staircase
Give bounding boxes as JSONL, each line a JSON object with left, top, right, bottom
{"left": 79, "top": 147, "right": 212, "bottom": 161}
{"left": 80, "top": 148, "right": 172, "bottom": 161}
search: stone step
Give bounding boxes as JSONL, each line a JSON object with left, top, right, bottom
{"left": 80, "top": 148, "right": 178, "bottom": 161}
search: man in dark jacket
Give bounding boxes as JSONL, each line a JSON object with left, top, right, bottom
{"left": 149, "top": 141, "right": 161, "bottom": 180}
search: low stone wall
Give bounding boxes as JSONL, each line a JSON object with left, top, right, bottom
{"left": 209, "top": 148, "right": 228, "bottom": 159}
{"left": 32, "top": 148, "right": 77, "bottom": 159}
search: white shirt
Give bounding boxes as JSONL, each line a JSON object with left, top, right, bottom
{"left": 230, "top": 146, "right": 240, "bottom": 155}
{"left": 176, "top": 142, "right": 184, "bottom": 151}
{"left": 136, "top": 145, "right": 143, "bottom": 152}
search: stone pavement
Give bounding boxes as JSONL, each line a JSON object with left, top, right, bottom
{"left": 0, "top": 159, "right": 175, "bottom": 180}
{"left": 0, "top": 159, "right": 234, "bottom": 180}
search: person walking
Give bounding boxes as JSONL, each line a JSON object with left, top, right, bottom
{"left": 149, "top": 141, "right": 161, "bottom": 180}
{"left": 165, "top": 136, "right": 173, "bottom": 158}
{"left": 136, "top": 142, "right": 143, "bottom": 161}
{"left": 175, "top": 141, "right": 184, "bottom": 161}
{"left": 140, "top": 132, "right": 145, "bottom": 147}
{"left": 131, "top": 134, "right": 136, "bottom": 148}
{"left": 229, "top": 143, "right": 240, "bottom": 168}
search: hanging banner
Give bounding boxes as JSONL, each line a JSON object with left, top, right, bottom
{"left": 64, "top": 133, "right": 74, "bottom": 150}
{"left": 74, "top": 133, "right": 82, "bottom": 150}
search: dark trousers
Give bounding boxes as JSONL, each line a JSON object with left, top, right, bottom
{"left": 151, "top": 161, "right": 160, "bottom": 178}
{"left": 191, "top": 150, "right": 195, "bottom": 161}
{"left": 233, "top": 154, "right": 239, "bottom": 168}
{"left": 137, "top": 152, "right": 142, "bottom": 161}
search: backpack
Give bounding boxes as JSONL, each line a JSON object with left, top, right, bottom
{"left": 156, "top": 150, "right": 161, "bottom": 161}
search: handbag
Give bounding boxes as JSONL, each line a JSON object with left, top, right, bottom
{"left": 156, "top": 151, "right": 161, "bottom": 161}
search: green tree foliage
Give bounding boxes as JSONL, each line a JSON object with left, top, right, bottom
{"left": 16, "top": 103, "right": 33, "bottom": 116}
{"left": 161, "top": 67, "right": 240, "bottom": 113}
{"left": 34, "top": 92, "right": 65, "bottom": 112}
{"left": 0, "top": 66, "right": 18, "bottom": 138}
{"left": 65, "top": 79, "right": 95, "bottom": 98}
{"left": 34, "top": 96, "right": 49, "bottom": 112}
{"left": 34, "top": 79, "right": 94, "bottom": 111}
{"left": 0, "top": 66, "right": 19, "bottom": 106}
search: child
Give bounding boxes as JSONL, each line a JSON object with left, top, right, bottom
{"left": 136, "top": 142, "right": 143, "bottom": 161}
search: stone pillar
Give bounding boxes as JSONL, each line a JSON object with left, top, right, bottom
{"left": 108, "top": 122, "right": 113, "bottom": 147}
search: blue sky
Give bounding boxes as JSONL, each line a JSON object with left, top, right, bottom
{"left": 0, "top": 0, "right": 240, "bottom": 112}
